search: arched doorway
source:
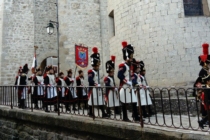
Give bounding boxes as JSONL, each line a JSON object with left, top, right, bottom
{"left": 40, "top": 56, "right": 58, "bottom": 75}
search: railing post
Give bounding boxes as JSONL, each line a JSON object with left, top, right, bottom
{"left": 57, "top": 86, "right": 60, "bottom": 116}
{"left": 91, "top": 87, "right": 95, "bottom": 120}
{"left": 31, "top": 86, "right": 33, "bottom": 112}
{"left": 11, "top": 86, "right": 13, "bottom": 109}
{"left": 137, "top": 87, "right": 143, "bottom": 128}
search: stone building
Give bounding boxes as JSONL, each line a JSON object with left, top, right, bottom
{"left": 0, "top": 0, "right": 210, "bottom": 86}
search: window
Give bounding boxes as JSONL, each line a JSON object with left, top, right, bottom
{"left": 183, "top": 0, "right": 203, "bottom": 16}
{"left": 183, "top": 0, "right": 210, "bottom": 16}
{"left": 109, "top": 10, "right": 115, "bottom": 37}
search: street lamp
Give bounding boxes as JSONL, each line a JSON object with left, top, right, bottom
{"left": 46, "top": 1, "right": 60, "bottom": 74}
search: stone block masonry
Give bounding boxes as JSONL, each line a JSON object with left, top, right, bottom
{"left": 0, "top": 106, "right": 210, "bottom": 140}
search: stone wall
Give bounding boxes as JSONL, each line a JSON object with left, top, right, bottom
{"left": 1, "top": 0, "right": 34, "bottom": 85}
{"left": 0, "top": 106, "right": 209, "bottom": 140}
{"left": 34, "top": 0, "right": 57, "bottom": 67}
{"left": 0, "top": 0, "right": 4, "bottom": 85}
{"left": 107, "top": 0, "right": 210, "bottom": 86}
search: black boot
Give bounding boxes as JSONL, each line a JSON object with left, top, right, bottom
{"left": 45, "top": 105, "right": 50, "bottom": 112}
{"left": 122, "top": 104, "right": 130, "bottom": 121}
{"left": 142, "top": 106, "right": 149, "bottom": 118}
{"left": 54, "top": 105, "right": 58, "bottom": 112}
{"left": 100, "top": 106, "right": 109, "bottom": 118}
{"left": 88, "top": 106, "right": 93, "bottom": 117}
{"left": 72, "top": 103, "right": 77, "bottom": 111}
{"left": 65, "top": 103, "right": 70, "bottom": 112}
{"left": 106, "top": 107, "right": 112, "bottom": 116}
{"left": 198, "top": 116, "right": 208, "bottom": 129}
{"left": 132, "top": 103, "right": 140, "bottom": 121}
{"left": 148, "top": 105, "right": 155, "bottom": 116}
{"left": 114, "top": 107, "right": 120, "bottom": 115}
{"left": 34, "top": 104, "right": 39, "bottom": 109}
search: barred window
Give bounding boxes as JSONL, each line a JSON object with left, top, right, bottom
{"left": 183, "top": 0, "right": 203, "bottom": 16}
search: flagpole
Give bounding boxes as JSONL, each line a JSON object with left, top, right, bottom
{"left": 34, "top": 46, "right": 38, "bottom": 72}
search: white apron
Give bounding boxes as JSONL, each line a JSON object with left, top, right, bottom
{"left": 137, "top": 75, "right": 152, "bottom": 106}
{"left": 68, "top": 77, "right": 78, "bottom": 99}
{"left": 106, "top": 76, "right": 120, "bottom": 107}
{"left": 36, "top": 76, "right": 44, "bottom": 96}
{"left": 88, "top": 70, "right": 104, "bottom": 106}
{"left": 59, "top": 78, "right": 66, "bottom": 97}
{"left": 119, "top": 63, "right": 137, "bottom": 103}
{"left": 47, "top": 74, "right": 57, "bottom": 99}
{"left": 80, "top": 77, "right": 87, "bottom": 96}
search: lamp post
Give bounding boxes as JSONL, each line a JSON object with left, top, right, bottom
{"left": 46, "top": 0, "right": 60, "bottom": 74}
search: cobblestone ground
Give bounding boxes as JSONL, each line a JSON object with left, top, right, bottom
{"left": 1, "top": 103, "right": 210, "bottom": 135}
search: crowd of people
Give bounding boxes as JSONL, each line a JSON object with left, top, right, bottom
{"left": 14, "top": 41, "right": 155, "bottom": 122}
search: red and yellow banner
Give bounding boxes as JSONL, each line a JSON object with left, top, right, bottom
{"left": 75, "top": 45, "right": 88, "bottom": 69}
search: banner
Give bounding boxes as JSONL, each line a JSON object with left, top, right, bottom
{"left": 75, "top": 45, "right": 88, "bottom": 69}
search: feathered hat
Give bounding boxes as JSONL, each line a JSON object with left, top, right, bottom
{"left": 22, "top": 64, "right": 29, "bottom": 73}
{"left": 105, "top": 55, "right": 116, "bottom": 73}
{"left": 199, "top": 43, "right": 209, "bottom": 66}
{"left": 90, "top": 47, "right": 100, "bottom": 66}
{"left": 122, "top": 41, "right": 134, "bottom": 61}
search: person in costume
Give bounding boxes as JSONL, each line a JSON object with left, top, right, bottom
{"left": 17, "top": 64, "right": 29, "bottom": 109}
{"left": 198, "top": 74, "right": 210, "bottom": 129}
{"left": 57, "top": 72, "right": 70, "bottom": 111}
{"left": 117, "top": 41, "right": 139, "bottom": 121}
{"left": 33, "top": 68, "right": 44, "bottom": 109}
{"left": 64, "top": 69, "right": 77, "bottom": 111}
{"left": 194, "top": 43, "right": 210, "bottom": 119}
{"left": 88, "top": 47, "right": 108, "bottom": 118}
{"left": 14, "top": 66, "right": 22, "bottom": 108}
{"left": 76, "top": 69, "right": 88, "bottom": 110}
{"left": 104, "top": 55, "right": 120, "bottom": 115}
{"left": 43, "top": 65, "right": 58, "bottom": 112}
{"left": 138, "top": 61, "right": 155, "bottom": 117}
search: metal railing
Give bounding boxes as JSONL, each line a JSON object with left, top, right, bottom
{"left": 0, "top": 85, "right": 209, "bottom": 131}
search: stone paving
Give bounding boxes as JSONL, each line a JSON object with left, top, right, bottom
{"left": 1, "top": 104, "right": 210, "bottom": 136}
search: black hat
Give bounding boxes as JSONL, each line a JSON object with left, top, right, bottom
{"left": 22, "top": 64, "right": 29, "bottom": 73}
{"left": 36, "top": 68, "right": 41, "bottom": 72}
{"left": 67, "top": 69, "right": 72, "bottom": 75}
{"left": 78, "top": 70, "right": 83, "bottom": 74}
{"left": 132, "top": 58, "right": 140, "bottom": 72}
{"left": 106, "top": 55, "right": 116, "bottom": 73}
{"left": 139, "top": 61, "right": 145, "bottom": 72}
{"left": 122, "top": 41, "right": 134, "bottom": 61}
{"left": 202, "top": 75, "right": 210, "bottom": 83}
{"left": 59, "top": 72, "right": 64, "bottom": 77}
{"left": 90, "top": 47, "right": 100, "bottom": 67}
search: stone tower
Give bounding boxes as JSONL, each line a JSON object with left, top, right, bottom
{"left": 0, "top": 0, "right": 210, "bottom": 86}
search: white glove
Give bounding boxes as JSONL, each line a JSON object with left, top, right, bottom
{"left": 97, "top": 84, "right": 101, "bottom": 87}
{"left": 71, "top": 78, "right": 75, "bottom": 81}
{"left": 126, "top": 81, "right": 132, "bottom": 86}
{"left": 115, "top": 88, "right": 118, "bottom": 91}
{"left": 146, "top": 86, "right": 149, "bottom": 88}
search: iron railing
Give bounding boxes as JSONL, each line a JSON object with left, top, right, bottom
{"left": 0, "top": 85, "right": 209, "bottom": 131}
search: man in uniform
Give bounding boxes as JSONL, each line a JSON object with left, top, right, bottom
{"left": 104, "top": 55, "right": 120, "bottom": 116}
{"left": 17, "top": 64, "right": 29, "bottom": 109}
{"left": 76, "top": 70, "right": 88, "bottom": 110}
{"left": 64, "top": 69, "right": 77, "bottom": 111}
{"left": 88, "top": 47, "right": 108, "bottom": 118}
{"left": 57, "top": 72, "right": 70, "bottom": 111}
{"left": 117, "top": 41, "right": 139, "bottom": 121}
{"left": 15, "top": 66, "right": 22, "bottom": 108}
{"left": 33, "top": 68, "right": 44, "bottom": 109}
{"left": 44, "top": 65, "right": 58, "bottom": 112}
{"left": 194, "top": 43, "right": 210, "bottom": 119}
